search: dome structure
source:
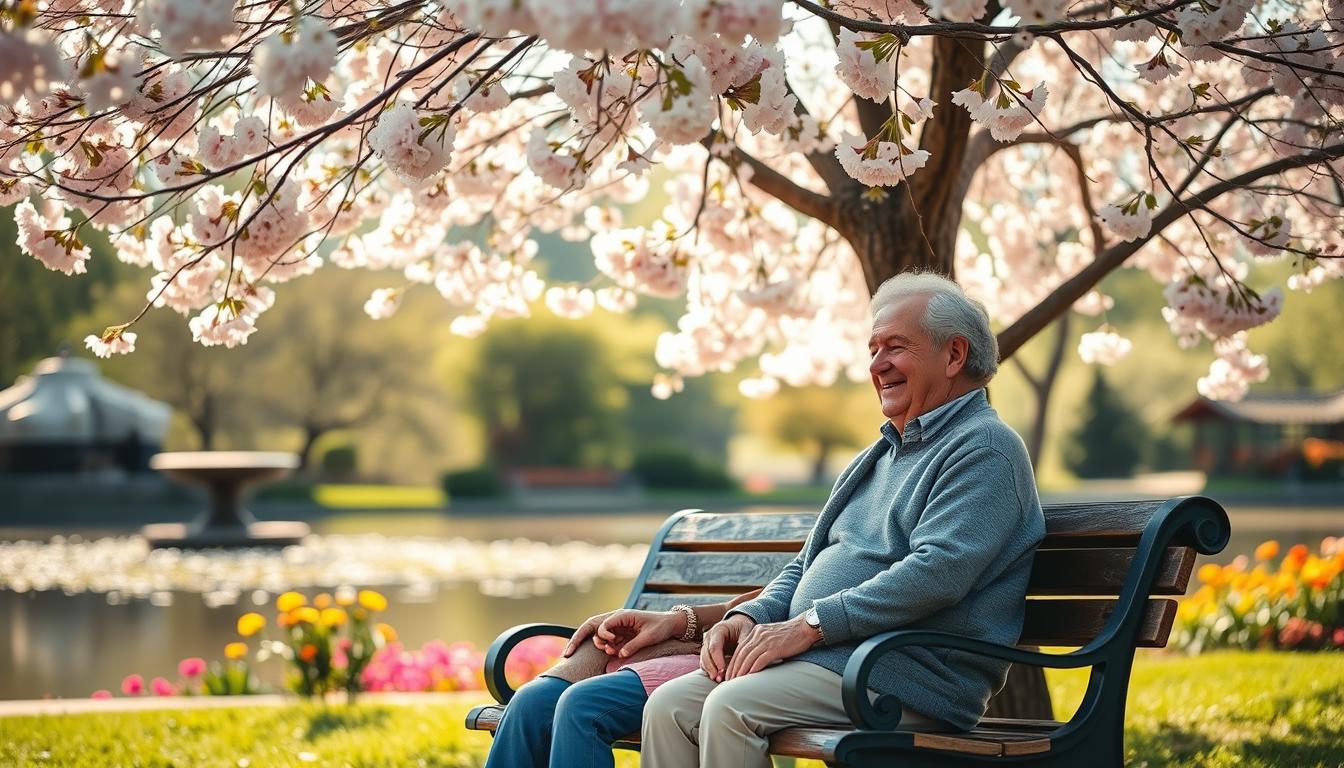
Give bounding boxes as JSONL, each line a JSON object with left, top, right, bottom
{"left": 0, "top": 352, "right": 172, "bottom": 473}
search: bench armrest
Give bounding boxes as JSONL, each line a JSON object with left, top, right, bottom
{"left": 841, "top": 629, "right": 1096, "bottom": 730}
{"left": 484, "top": 623, "right": 576, "bottom": 704}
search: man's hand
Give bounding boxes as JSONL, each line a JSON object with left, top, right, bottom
{"left": 701, "top": 614, "right": 755, "bottom": 682}
{"left": 724, "top": 614, "right": 822, "bottom": 680}
{"left": 594, "top": 609, "right": 685, "bottom": 658}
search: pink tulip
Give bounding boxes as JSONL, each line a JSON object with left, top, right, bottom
{"left": 151, "top": 677, "right": 177, "bottom": 696}
{"left": 178, "top": 657, "right": 206, "bottom": 678}
{"left": 121, "top": 674, "right": 144, "bottom": 696}
{"left": 91, "top": 690, "right": 113, "bottom": 700}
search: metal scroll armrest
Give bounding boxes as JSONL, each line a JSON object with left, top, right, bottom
{"left": 484, "top": 623, "right": 576, "bottom": 704}
{"left": 841, "top": 629, "right": 1098, "bottom": 730}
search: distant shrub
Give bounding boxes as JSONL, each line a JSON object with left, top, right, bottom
{"left": 631, "top": 447, "right": 735, "bottom": 491}
{"left": 320, "top": 444, "right": 358, "bottom": 480}
{"left": 253, "top": 480, "right": 315, "bottom": 502}
{"left": 442, "top": 465, "right": 504, "bottom": 498}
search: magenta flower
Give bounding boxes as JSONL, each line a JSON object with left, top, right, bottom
{"left": 121, "top": 674, "right": 144, "bottom": 696}
{"left": 151, "top": 677, "right": 177, "bottom": 696}
{"left": 178, "top": 657, "right": 206, "bottom": 678}
{"left": 91, "top": 690, "right": 112, "bottom": 700}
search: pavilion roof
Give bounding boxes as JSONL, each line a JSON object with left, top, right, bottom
{"left": 1173, "top": 389, "right": 1344, "bottom": 425}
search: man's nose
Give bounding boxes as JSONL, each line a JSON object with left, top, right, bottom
{"left": 870, "top": 354, "right": 890, "bottom": 375}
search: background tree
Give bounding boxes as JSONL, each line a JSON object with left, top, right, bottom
{"left": 747, "top": 381, "right": 874, "bottom": 484}
{"left": 1066, "top": 368, "right": 1148, "bottom": 478}
{"left": 468, "top": 318, "right": 627, "bottom": 470}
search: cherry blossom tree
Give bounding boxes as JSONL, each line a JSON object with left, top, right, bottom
{"left": 7, "top": 0, "right": 1341, "bottom": 720}
{"left": 2, "top": 0, "right": 1342, "bottom": 412}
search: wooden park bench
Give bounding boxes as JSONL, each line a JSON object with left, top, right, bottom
{"left": 467, "top": 496, "right": 1230, "bottom": 767}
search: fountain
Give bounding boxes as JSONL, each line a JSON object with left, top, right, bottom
{"left": 140, "top": 451, "right": 309, "bottom": 548}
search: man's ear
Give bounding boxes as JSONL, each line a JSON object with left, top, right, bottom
{"left": 945, "top": 336, "right": 969, "bottom": 379}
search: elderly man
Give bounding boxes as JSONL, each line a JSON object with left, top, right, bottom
{"left": 641, "top": 272, "right": 1046, "bottom": 768}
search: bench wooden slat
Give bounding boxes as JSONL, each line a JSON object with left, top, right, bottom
{"left": 636, "top": 595, "right": 1176, "bottom": 647}
{"left": 645, "top": 551, "right": 798, "bottom": 592}
{"left": 662, "top": 512, "right": 816, "bottom": 550}
{"left": 660, "top": 502, "right": 1171, "bottom": 550}
{"left": 1021, "top": 598, "right": 1177, "bottom": 648}
{"left": 1028, "top": 546, "right": 1197, "bottom": 596}
{"left": 467, "top": 705, "right": 1051, "bottom": 760}
{"left": 635, "top": 592, "right": 743, "bottom": 611}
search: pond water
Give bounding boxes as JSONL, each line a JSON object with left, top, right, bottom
{"left": 2, "top": 505, "right": 1340, "bottom": 700}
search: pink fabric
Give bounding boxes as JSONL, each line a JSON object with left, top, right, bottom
{"left": 607, "top": 653, "right": 702, "bottom": 696}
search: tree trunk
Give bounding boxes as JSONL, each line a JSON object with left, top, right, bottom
{"left": 298, "top": 425, "right": 324, "bottom": 471}
{"left": 811, "top": 440, "right": 832, "bottom": 486}
{"left": 1017, "top": 314, "right": 1071, "bottom": 468}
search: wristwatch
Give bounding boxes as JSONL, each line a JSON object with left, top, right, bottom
{"left": 803, "top": 606, "right": 823, "bottom": 640}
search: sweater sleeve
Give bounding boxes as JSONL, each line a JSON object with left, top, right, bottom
{"left": 810, "top": 445, "right": 1028, "bottom": 645}
{"left": 724, "top": 553, "right": 804, "bottom": 625}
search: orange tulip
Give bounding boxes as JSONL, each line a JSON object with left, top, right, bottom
{"left": 225, "top": 642, "right": 248, "bottom": 660}
{"left": 1255, "top": 540, "right": 1280, "bottom": 561}
{"left": 314, "top": 593, "right": 332, "bottom": 609}
{"left": 299, "top": 644, "right": 318, "bottom": 662}
{"left": 1197, "top": 563, "right": 1223, "bottom": 586}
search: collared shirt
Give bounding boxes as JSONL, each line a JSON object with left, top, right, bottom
{"left": 881, "top": 388, "right": 984, "bottom": 449}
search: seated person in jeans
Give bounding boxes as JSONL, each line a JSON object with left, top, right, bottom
{"left": 483, "top": 592, "right": 758, "bottom": 768}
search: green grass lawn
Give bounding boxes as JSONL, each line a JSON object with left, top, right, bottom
{"left": 2, "top": 652, "right": 1340, "bottom": 767}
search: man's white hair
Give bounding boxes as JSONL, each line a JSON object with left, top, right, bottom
{"left": 869, "top": 272, "right": 999, "bottom": 383}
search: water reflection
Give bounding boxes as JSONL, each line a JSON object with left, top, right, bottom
{"left": 1, "top": 580, "right": 633, "bottom": 700}
{"left": 1, "top": 506, "right": 1339, "bottom": 700}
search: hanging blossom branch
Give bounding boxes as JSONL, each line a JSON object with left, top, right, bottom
{"left": 1, "top": 0, "right": 1341, "bottom": 403}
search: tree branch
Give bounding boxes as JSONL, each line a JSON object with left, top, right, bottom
{"left": 997, "top": 141, "right": 1344, "bottom": 359}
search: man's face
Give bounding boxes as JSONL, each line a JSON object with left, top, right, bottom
{"left": 867, "top": 296, "right": 959, "bottom": 430}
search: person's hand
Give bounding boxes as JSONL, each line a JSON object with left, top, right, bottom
{"left": 724, "top": 614, "right": 822, "bottom": 680}
{"left": 700, "top": 614, "right": 755, "bottom": 682}
{"left": 563, "top": 610, "right": 617, "bottom": 657}
{"left": 594, "top": 609, "right": 685, "bottom": 658}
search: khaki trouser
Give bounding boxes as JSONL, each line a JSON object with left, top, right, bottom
{"left": 641, "top": 661, "right": 951, "bottom": 768}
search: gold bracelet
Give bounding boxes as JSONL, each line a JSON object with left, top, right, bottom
{"left": 670, "top": 604, "right": 698, "bottom": 642}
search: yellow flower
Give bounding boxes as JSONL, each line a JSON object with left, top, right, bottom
{"left": 375, "top": 623, "right": 398, "bottom": 643}
{"left": 314, "top": 593, "right": 332, "bottom": 609}
{"left": 225, "top": 642, "right": 248, "bottom": 660}
{"left": 292, "top": 606, "right": 321, "bottom": 625}
{"left": 1255, "top": 540, "right": 1280, "bottom": 561}
{"left": 277, "top": 591, "right": 306, "bottom": 613}
{"left": 358, "top": 590, "right": 388, "bottom": 611}
{"left": 1197, "top": 563, "right": 1223, "bottom": 586}
{"left": 236, "top": 612, "right": 266, "bottom": 637}
{"left": 320, "top": 608, "right": 347, "bottom": 627}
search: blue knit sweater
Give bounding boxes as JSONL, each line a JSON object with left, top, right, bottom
{"left": 727, "top": 389, "right": 1045, "bottom": 731}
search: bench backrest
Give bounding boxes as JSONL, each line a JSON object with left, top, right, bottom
{"left": 626, "top": 500, "right": 1205, "bottom": 649}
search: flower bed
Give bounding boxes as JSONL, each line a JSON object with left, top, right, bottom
{"left": 1174, "top": 537, "right": 1343, "bottom": 653}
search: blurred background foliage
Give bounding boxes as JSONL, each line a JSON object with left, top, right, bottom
{"left": 4, "top": 203, "right": 1343, "bottom": 489}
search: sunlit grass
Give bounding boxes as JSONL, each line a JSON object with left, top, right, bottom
{"left": 3, "top": 652, "right": 1340, "bottom": 767}
{"left": 312, "top": 484, "right": 446, "bottom": 509}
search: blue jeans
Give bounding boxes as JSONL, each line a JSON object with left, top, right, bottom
{"left": 483, "top": 669, "right": 648, "bottom": 768}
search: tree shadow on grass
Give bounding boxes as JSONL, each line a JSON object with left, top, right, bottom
{"left": 305, "top": 707, "right": 392, "bottom": 741}
{"left": 1126, "top": 723, "right": 1218, "bottom": 762}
